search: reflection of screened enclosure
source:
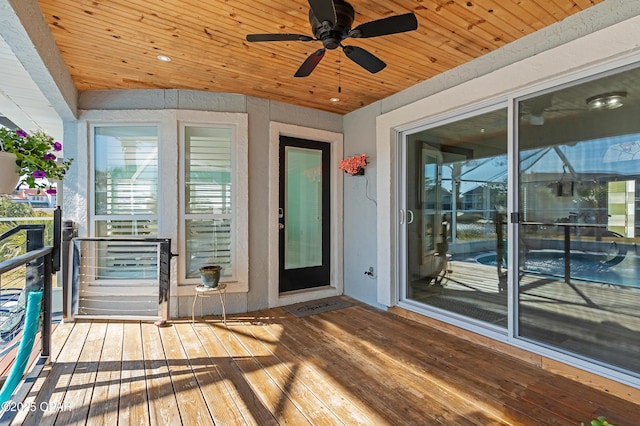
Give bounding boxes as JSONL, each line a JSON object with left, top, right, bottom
{"left": 440, "top": 155, "right": 508, "bottom": 246}
{"left": 403, "top": 107, "right": 509, "bottom": 328}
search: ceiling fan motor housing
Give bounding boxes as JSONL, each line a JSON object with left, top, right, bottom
{"left": 309, "top": 0, "right": 354, "bottom": 50}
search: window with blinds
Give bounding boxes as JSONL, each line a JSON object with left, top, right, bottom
{"left": 93, "top": 126, "right": 159, "bottom": 279}
{"left": 184, "top": 126, "right": 234, "bottom": 279}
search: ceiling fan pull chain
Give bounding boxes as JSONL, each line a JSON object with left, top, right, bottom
{"left": 338, "top": 50, "right": 342, "bottom": 93}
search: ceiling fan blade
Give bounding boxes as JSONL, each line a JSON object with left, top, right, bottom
{"left": 246, "top": 34, "right": 314, "bottom": 42}
{"left": 308, "top": 0, "right": 336, "bottom": 25}
{"left": 343, "top": 45, "right": 386, "bottom": 74}
{"left": 294, "top": 49, "right": 326, "bottom": 77}
{"left": 350, "top": 13, "right": 418, "bottom": 38}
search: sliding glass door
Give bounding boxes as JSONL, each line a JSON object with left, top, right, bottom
{"left": 401, "top": 106, "right": 508, "bottom": 328}
{"left": 516, "top": 65, "right": 640, "bottom": 375}
{"left": 400, "top": 63, "right": 640, "bottom": 379}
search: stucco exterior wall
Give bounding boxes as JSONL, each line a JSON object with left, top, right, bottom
{"left": 64, "top": 90, "right": 342, "bottom": 317}
{"left": 342, "top": 0, "right": 640, "bottom": 307}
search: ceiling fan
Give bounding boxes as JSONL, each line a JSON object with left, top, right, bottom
{"left": 245, "top": 0, "right": 418, "bottom": 77}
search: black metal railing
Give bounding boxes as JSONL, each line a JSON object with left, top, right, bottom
{"left": 67, "top": 237, "right": 171, "bottom": 320}
{"left": 0, "top": 207, "right": 60, "bottom": 411}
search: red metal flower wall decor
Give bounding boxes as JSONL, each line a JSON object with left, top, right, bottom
{"left": 339, "top": 154, "right": 367, "bottom": 176}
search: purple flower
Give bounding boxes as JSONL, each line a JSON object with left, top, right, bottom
{"left": 45, "top": 188, "right": 57, "bottom": 195}
{"left": 32, "top": 170, "right": 47, "bottom": 179}
{"left": 43, "top": 153, "right": 57, "bottom": 161}
{"left": 16, "top": 129, "right": 28, "bottom": 138}
{"left": 53, "top": 141, "right": 63, "bottom": 151}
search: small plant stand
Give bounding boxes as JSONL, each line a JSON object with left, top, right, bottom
{"left": 192, "top": 282, "right": 227, "bottom": 326}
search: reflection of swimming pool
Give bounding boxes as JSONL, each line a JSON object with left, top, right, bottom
{"left": 475, "top": 250, "right": 639, "bottom": 287}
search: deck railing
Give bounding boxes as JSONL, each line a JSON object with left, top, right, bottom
{"left": 67, "top": 237, "right": 171, "bottom": 321}
{"left": 0, "top": 208, "right": 60, "bottom": 412}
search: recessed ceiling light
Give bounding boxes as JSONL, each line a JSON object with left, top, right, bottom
{"left": 157, "top": 54, "right": 172, "bottom": 62}
{"left": 586, "top": 91, "right": 626, "bottom": 110}
{"left": 330, "top": 97, "right": 340, "bottom": 103}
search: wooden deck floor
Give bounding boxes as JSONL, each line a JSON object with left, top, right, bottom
{"left": 8, "top": 299, "right": 640, "bottom": 425}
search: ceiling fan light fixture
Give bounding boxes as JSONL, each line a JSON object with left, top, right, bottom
{"left": 586, "top": 91, "right": 626, "bottom": 110}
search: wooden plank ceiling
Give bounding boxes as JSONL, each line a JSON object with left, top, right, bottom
{"left": 37, "top": 0, "right": 603, "bottom": 115}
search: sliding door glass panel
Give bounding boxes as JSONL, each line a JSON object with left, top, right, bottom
{"left": 404, "top": 107, "right": 508, "bottom": 327}
{"left": 517, "top": 65, "right": 640, "bottom": 376}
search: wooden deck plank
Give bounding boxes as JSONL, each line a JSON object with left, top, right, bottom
{"left": 86, "top": 321, "right": 123, "bottom": 425}
{"left": 193, "top": 322, "right": 278, "bottom": 426}
{"left": 118, "top": 322, "right": 150, "bottom": 426}
{"left": 325, "top": 305, "right": 562, "bottom": 424}
{"left": 206, "top": 321, "right": 312, "bottom": 425}
{"left": 172, "top": 322, "right": 248, "bottom": 425}
{"left": 6, "top": 299, "right": 639, "bottom": 426}
{"left": 260, "top": 308, "right": 455, "bottom": 425}
{"left": 302, "top": 306, "right": 504, "bottom": 425}
{"left": 248, "top": 310, "right": 412, "bottom": 425}
{"left": 306, "top": 309, "right": 493, "bottom": 424}
{"left": 157, "top": 324, "right": 214, "bottom": 426}
{"left": 54, "top": 321, "right": 108, "bottom": 425}
{"left": 9, "top": 321, "right": 74, "bottom": 426}
{"left": 227, "top": 317, "right": 343, "bottom": 425}
{"left": 18, "top": 321, "right": 92, "bottom": 426}
{"left": 207, "top": 319, "right": 306, "bottom": 425}
{"left": 140, "top": 322, "right": 181, "bottom": 426}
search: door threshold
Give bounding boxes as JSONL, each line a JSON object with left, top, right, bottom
{"left": 276, "top": 286, "right": 340, "bottom": 307}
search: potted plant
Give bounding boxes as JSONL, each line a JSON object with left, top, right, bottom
{"left": 199, "top": 265, "right": 222, "bottom": 288}
{"left": 0, "top": 127, "right": 73, "bottom": 195}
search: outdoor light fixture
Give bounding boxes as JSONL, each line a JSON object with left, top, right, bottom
{"left": 330, "top": 97, "right": 340, "bottom": 102}
{"left": 586, "top": 91, "right": 626, "bottom": 110}
{"left": 156, "top": 54, "right": 172, "bottom": 62}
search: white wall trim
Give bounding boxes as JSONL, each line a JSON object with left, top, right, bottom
{"left": 268, "top": 122, "right": 344, "bottom": 307}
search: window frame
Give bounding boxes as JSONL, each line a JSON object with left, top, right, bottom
{"left": 89, "top": 122, "right": 162, "bottom": 286}
{"left": 84, "top": 110, "right": 248, "bottom": 295}
{"left": 177, "top": 113, "right": 249, "bottom": 292}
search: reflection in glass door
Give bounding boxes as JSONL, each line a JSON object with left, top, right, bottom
{"left": 517, "top": 66, "right": 640, "bottom": 376}
{"left": 401, "top": 107, "right": 508, "bottom": 328}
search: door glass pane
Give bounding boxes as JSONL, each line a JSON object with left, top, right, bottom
{"left": 285, "top": 146, "right": 322, "bottom": 269}
{"left": 405, "top": 108, "right": 508, "bottom": 328}
{"left": 518, "top": 65, "right": 640, "bottom": 376}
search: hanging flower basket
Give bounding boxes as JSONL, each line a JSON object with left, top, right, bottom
{"left": 0, "top": 127, "right": 73, "bottom": 194}
{"left": 339, "top": 154, "right": 367, "bottom": 176}
{"left": 0, "top": 151, "right": 20, "bottom": 194}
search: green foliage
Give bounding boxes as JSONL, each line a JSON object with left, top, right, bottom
{"left": 581, "top": 416, "right": 619, "bottom": 426}
{"left": 0, "top": 127, "right": 73, "bottom": 191}
{"left": 0, "top": 196, "right": 33, "bottom": 217}
{"left": 0, "top": 197, "right": 54, "bottom": 260}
